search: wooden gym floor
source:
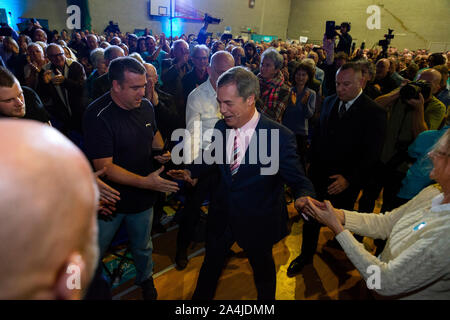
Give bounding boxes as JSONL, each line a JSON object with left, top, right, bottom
{"left": 109, "top": 195, "right": 380, "bottom": 300}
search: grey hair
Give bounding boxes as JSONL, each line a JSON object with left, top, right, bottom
{"left": 261, "top": 48, "right": 284, "bottom": 70}
{"left": 27, "top": 42, "right": 43, "bottom": 54}
{"left": 90, "top": 48, "right": 105, "bottom": 68}
{"left": 100, "top": 41, "right": 111, "bottom": 49}
{"left": 34, "top": 41, "right": 47, "bottom": 51}
{"left": 431, "top": 128, "right": 450, "bottom": 156}
{"left": 172, "top": 39, "right": 188, "bottom": 50}
{"left": 217, "top": 66, "right": 260, "bottom": 100}
{"left": 357, "top": 59, "right": 376, "bottom": 80}
{"left": 302, "top": 58, "right": 316, "bottom": 68}
{"left": 129, "top": 52, "right": 145, "bottom": 64}
{"left": 104, "top": 45, "right": 124, "bottom": 62}
{"left": 192, "top": 44, "right": 210, "bottom": 57}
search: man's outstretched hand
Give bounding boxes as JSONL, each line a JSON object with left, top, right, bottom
{"left": 167, "top": 169, "right": 196, "bottom": 186}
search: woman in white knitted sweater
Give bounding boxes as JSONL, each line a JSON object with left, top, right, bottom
{"left": 304, "top": 129, "right": 450, "bottom": 299}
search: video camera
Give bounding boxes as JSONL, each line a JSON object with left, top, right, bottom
{"left": 400, "top": 80, "right": 432, "bottom": 102}
{"left": 204, "top": 13, "right": 221, "bottom": 25}
{"left": 378, "top": 29, "right": 394, "bottom": 48}
{"left": 325, "top": 21, "right": 351, "bottom": 39}
{"left": 378, "top": 29, "right": 394, "bottom": 57}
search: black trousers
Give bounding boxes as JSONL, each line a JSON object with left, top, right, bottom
{"left": 192, "top": 225, "right": 276, "bottom": 300}
{"left": 176, "top": 173, "right": 215, "bottom": 252}
{"left": 358, "top": 161, "right": 407, "bottom": 213}
{"left": 300, "top": 182, "right": 359, "bottom": 258}
{"left": 295, "top": 134, "right": 308, "bottom": 171}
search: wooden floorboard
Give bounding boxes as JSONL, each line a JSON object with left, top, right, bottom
{"left": 110, "top": 199, "right": 378, "bottom": 300}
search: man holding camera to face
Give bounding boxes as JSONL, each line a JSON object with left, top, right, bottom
{"left": 358, "top": 68, "right": 446, "bottom": 218}
{"left": 335, "top": 22, "right": 352, "bottom": 55}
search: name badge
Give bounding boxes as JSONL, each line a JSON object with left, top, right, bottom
{"left": 413, "top": 221, "right": 426, "bottom": 231}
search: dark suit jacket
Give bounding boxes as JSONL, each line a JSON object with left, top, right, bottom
{"left": 91, "top": 73, "right": 110, "bottom": 101}
{"left": 161, "top": 61, "right": 192, "bottom": 128}
{"left": 154, "top": 86, "right": 181, "bottom": 143}
{"left": 37, "top": 60, "right": 86, "bottom": 131}
{"left": 189, "top": 113, "right": 315, "bottom": 249}
{"left": 309, "top": 93, "right": 387, "bottom": 194}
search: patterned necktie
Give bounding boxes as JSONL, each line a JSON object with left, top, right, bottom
{"left": 339, "top": 101, "right": 347, "bottom": 119}
{"left": 230, "top": 133, "right": 240, "bottom": 176}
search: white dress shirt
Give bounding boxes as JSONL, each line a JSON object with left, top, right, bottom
{"left": 339, "top": 88, "right": 363, "bottom": 111}
{"left": 185, "top": 78, "right": 223, "bottom": 162}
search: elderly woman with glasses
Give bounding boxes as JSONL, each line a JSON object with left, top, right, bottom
{"left": 302, "top": 128, "right": 450, "bottom": 299}
{"left": 257, "top": 48, "right": 290, "bottom": 123}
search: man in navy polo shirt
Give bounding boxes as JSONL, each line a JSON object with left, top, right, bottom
{"left": 83, "top": 57, "right": 179, "bottom": 300}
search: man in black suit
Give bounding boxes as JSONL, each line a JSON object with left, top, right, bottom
{"left": 168, "top": 66, "right": 315, "bottom": 300}
{"left": 37, "top": 44, "right": 86, "bottom": 142}
{"left": 161, "top": 40, "right": 191, "bottom": 128}
{"left": 287, "top": 62, "right": 387, "bottom": 277}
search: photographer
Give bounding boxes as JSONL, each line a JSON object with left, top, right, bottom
{"left": 335, "top": 22, "right": 352, "bottom": 55}
{"left": 104, "top": 21, "right": 121, "bottom": 35}
{"left": 359, "top": 69, "right": 446, "bottom": 219}
{"left": 377, "top": 68, "right": 445, "bottom": 131}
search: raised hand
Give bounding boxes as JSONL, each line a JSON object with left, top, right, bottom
{"left": 94, "top": 167, "right": 121, "bottom": 206}
{"left": 144, "top": 166, "right": 180, "bottom": 193}
{"left": 154, "top": 151, "right": 171, "bottom": 164}
{"left": 167, "top": 169, "right": 195, "bottom": 185}
{"left": 304, "top": 198, "right": 345, "bottom": 234}
{"left": 294, "top": 196, "right": 326, "bottom": 221}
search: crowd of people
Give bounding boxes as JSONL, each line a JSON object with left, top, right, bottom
{"left": 0, "top": 17, "right": 449, "bottom": 300}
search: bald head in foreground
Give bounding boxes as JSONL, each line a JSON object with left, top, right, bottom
{"left": 0, "top": 120, "right": 99, "bottom": 299}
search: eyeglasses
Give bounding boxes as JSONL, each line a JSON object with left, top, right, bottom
{"left": 48, "top": 52, "right": 64, "bottom": 58}
{"left": 428, "top": 149, "right": 449, "bottom": 158}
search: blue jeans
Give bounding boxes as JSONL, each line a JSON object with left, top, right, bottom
{"left": 98, "top": 208, "right": 154, "bottom": 285}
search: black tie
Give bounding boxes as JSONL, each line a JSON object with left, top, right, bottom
{"left": 339, "top": 101, "right": 347, "bottom": 119}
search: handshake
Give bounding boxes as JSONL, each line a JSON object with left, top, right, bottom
{"left": 294, "top": 196, "right": 345, "bottom": 235}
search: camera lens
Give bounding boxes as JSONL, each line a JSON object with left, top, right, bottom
{"left": 400, "top": 84, "right": 419, "bottom": 100}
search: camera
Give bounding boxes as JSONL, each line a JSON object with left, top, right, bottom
{"left": 399, "top": 80, "right": 432, "bottom": 101}
{"left": 204, "top": 13, "right": 221, "bottom": 25}
{"left": 325, "top": 21, "right": 337, "bottom": 39}
{"left": 325, "top": 21, "right": 351, "bottom": 39}
{"left": 378, "top": 29, "right": 394, "bottom": 57}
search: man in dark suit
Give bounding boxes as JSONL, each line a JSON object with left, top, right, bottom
{"left": 168, "top": 66, "right": 315, "bottom": 300}
{"left": 287, "top": 62, "right": 387, "bottom": 277}
{"left": 161, "top": 40, "right": 191, "bottom": 128}
{"left": 37, "top": 44, "right": 86, "bottom": 141}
